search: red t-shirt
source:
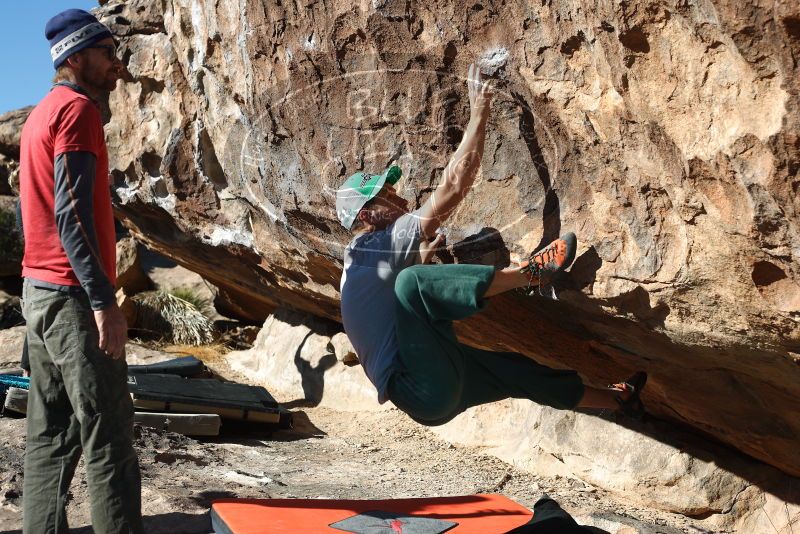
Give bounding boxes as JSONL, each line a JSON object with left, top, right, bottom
{"left": 19, "top": 85, "right": 116, "bottom": 287}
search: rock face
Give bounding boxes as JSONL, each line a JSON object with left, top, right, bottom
{"left": 0, "top": 108, "right": 30, "bottom": 159}
{"left": 0, "top": 196, "right": 23, "bottom": 277}
{"left": 0, "top": 0, "right": 790, "bottom": 479}
{"left": 228, "top": 309, "right": 379, "bottom": 408}
{"left": 228, "top": 308, "right": 800, "bottom": 532}
{"left": 96, "top": 0, "right": 800, "bottom": 477}
{"left": 116, "top": 236, "right": 153, "bottom": 295}
{"left": 0, "top": 108, "right": 31, "bottom": 195}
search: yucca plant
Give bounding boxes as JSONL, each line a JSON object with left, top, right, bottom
{"left": 168, "top": 287, "right": 211, "bottom": 315}
{"left": 131, "top": 291, "right": 215, "bottom": 346}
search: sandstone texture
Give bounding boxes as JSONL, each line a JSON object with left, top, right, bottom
{"left": 228, "top": 309, "right": 381, "bottom": 409}
{"left": 91, "top": 0, "right": 800, "bottom": 477}
{"left": 0, "top": 108, "right": 30, "bottom": 159}
{"left": 0, "top": 108, "right": 30, "bottom": 195}
{"left": 228, "top": 308, "right": 800, "bottom": 532}
{"left": 1, "top": 0, "right": 798, "bottom": 487}
{"left": 0, "top": 196, "right": 23, "bottom": 277}
{"left": 116, "top": 235, "right": 153, "bottom": 295}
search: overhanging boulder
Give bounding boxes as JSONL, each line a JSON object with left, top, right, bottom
{"left": 227, "top": 308, "right": 800, "bottom": 532}
{"left": 61, "top": 0, "right": 800, "bottom": 477}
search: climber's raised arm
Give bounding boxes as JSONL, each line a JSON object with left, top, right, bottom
{"left": 416, "top": 63, "right": 493, "bottom": 239}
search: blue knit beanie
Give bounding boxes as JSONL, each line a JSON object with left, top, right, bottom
{"left": 46, "top": 9, "right": 113, "bottom": 69}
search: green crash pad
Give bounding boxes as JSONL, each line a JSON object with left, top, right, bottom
{"left": 133, "top": 411, "right": 221, "bottom": 436}
{"left": 128, "top": 355, "right": 209, "bottom": 377}
{"left": 128, "top": 373, "right": 291, "bottom": 426}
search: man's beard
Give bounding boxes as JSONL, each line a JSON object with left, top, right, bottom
{"left": 81, "top": 66, "right": 118, "bottom": 94}
{"left": 99, "top": 78, "right": 118, "bottom": 92}
{"left": 92, "top": 72, "right": 118, "bottom": 93}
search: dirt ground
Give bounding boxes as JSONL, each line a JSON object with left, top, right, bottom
{"left": 0, "top": 338, "right": 715, "bottom": 534}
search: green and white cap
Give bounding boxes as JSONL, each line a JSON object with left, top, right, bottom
{"left": 335, "top": 165, "right": 402, "bottom": 229}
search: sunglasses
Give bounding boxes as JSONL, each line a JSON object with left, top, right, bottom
{"left": 87, "top": 44, "right": 118, "bottom": 61}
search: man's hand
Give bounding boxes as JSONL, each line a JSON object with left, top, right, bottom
{"left": 467, "top": 63, "right": 493, "bottom": 118}
{"left": 93, "top": 303, "right": 128, "bottom": 360}
{"left": 419, "top": 232, "right": 446, "bottom": 264}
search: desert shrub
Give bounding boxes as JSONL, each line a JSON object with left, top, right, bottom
{"left": 168, "top": 287, "right": 211, "bottom": 315}
{"left": 131, "top": 291, "right": 215, "bottom": 345}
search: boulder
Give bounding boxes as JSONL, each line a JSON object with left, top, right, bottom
{"left": 89, "top": 0, "right": 800, "bottom": 476}
{"left": 0, "top": 106, "right": 26, "bottom": 195}
{"left": 226, "top": 308, "right": 800, "bottom": 533}
{"left": 212, "top": 284, "right": 274, "bottom": 324}
{"left": 0, "top": 196, "right": 22, "bottom": 277}
{"left": 330, "top": 332, "right": 359, "bottom": 365}
{"left": 138, "top": 246, "right": 227, "bottom": 320}
{"left": 116, "top": 236, "right": 153, "bottom": 295}
{"left": 0, "top": 154, "right": 18, "bottom": 196}
{"left": 227, "top": 308, "right": 378, "bottom": 408}
{"left": 0, "top": 326, "right": 26, "bottom": 370}
{"left": 117, "top": 288, "right": 138, "bottom": 328}
{"left": 0, "top": 291, "right": 22, "bottom": 330}
{"left": 0, "top": 0, "right": 794, "bottom": 483}
{"left": 0, "top": 107, "right": 31, "bottom": 161}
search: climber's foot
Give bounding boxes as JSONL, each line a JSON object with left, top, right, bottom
{"left": 519, "top": 232, "right": 577, "bottom": 288}
{"left": 607, "top": 371, "right": 648, "bottom": 419}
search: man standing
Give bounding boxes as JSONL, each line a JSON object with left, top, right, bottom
{"left": 19, "top": 9, "right": 143, "bottom": 533}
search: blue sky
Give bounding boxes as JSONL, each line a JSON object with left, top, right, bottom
{"left": 0, "top": 1, "right": 98, "bottom": 114}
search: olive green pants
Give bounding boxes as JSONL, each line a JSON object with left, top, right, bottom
{"left": 21, "top": 281, "right": 143, "bottom": 534}
{"left": 387, "top": 264, "right": 584, "bottom": 425}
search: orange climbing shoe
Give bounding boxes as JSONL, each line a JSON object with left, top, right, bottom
{"left": 519, "top": 232, "right": 577, "bottom": 293}
{"left": 608, "top": 371, "right": 648, "bottom": 420}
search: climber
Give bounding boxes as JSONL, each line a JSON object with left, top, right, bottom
{"left": 336, "top": 63, "right": 646, "bottom": 426}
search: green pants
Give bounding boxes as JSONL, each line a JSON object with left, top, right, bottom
{"left": 387, "top": 264, "right": 584, "bottom": 425}
{"left": 21, "top": 281, "right": 143, "bottom": 534}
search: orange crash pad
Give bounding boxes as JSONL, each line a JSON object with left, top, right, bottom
{"left": 211, "top": 494, "right": 533, "bottom": 533}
